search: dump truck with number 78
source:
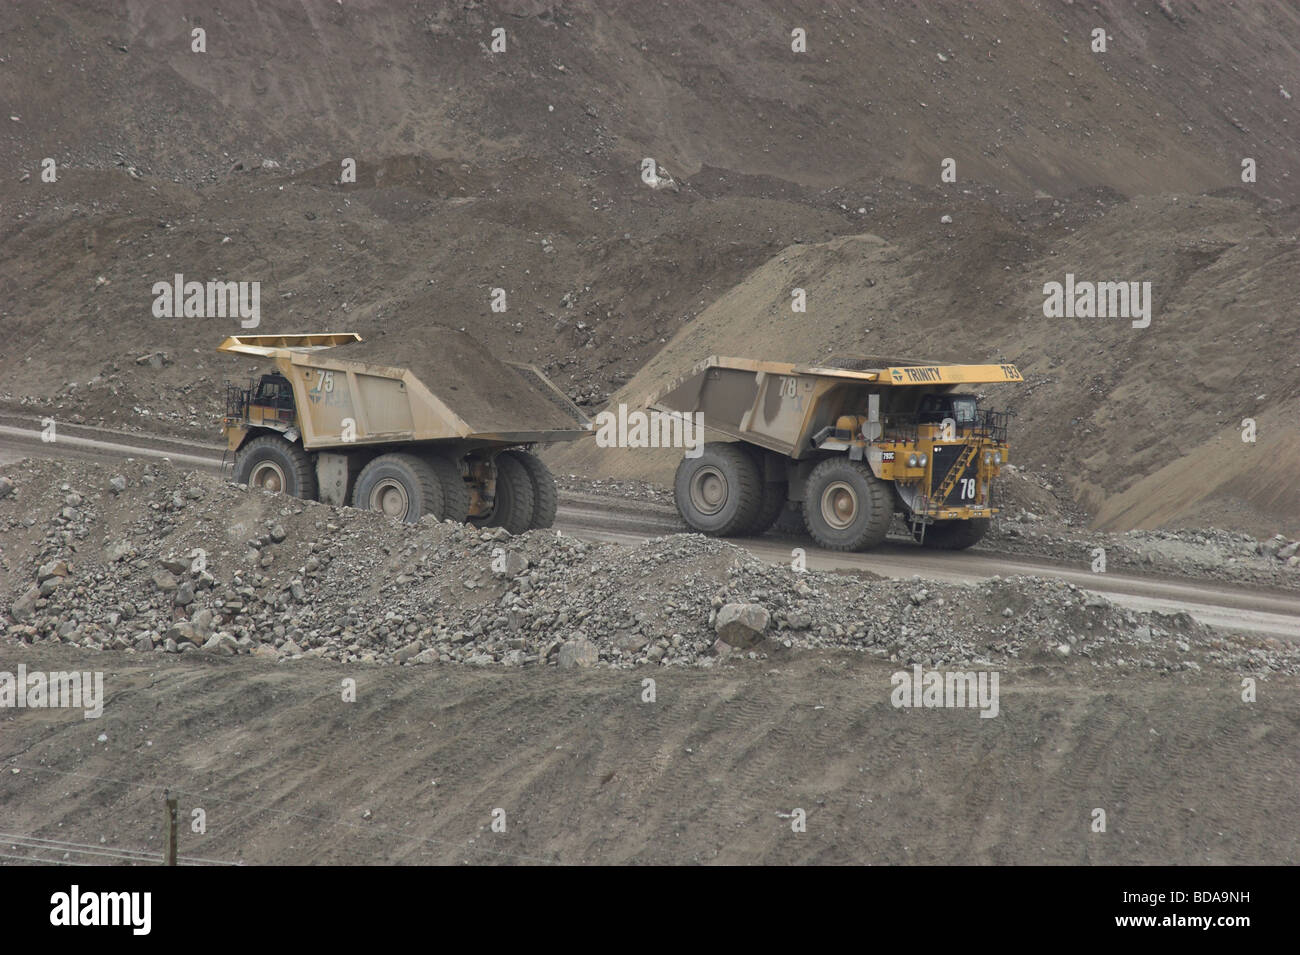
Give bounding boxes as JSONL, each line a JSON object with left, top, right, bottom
{"left": 217, "top": 329, "right": 591, "bottom": 530}
{"left": 648, "top": 356, "right": 1021, "bottom": 551}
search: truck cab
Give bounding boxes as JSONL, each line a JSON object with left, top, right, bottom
{"left": 916, "top": 392, "right": 977, "bottom": 428}
{"left": 248, "top": 373, "right": 297, "bottom": 428}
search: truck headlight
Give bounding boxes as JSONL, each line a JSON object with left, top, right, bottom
{"left": 907, "top": 453, "right": 919, "bottom": 467}
{"left": 983, "top": 451, "right": 992, "bottom": 465}
{"left": 994, "top": 451, "right": 1003, "bottom": 465}
{"left": 919, "top": 453, "right": 927, "bottom": 466}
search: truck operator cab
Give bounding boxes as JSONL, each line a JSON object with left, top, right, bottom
{"left": 916, "top": 392, "right": 977, "bottom": 427}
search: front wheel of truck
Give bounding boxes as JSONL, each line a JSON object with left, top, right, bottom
{"left": 235, "top": 434, "right": 318, "bottom": 501}
{"left": 803, "top": 458, "right": 892, "bottom": 551}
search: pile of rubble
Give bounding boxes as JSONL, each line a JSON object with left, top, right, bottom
{"left": 1259, "top": 533, "right": 1300, "bottom": 566}
{"left": 1, "top": 458, "right": 1296, "bottom": 676}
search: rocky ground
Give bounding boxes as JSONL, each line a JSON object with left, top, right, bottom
{"left": 3, "top": 458, "right": 1296, "bottom": 680}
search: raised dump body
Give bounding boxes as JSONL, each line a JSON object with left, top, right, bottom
{"left": 218, "top": 329, "right": 590, "bottom": 531}
{"left": 649, "top": 356, "right": 1022, "bottom": 551}
{"left": 218, "top": 329, "right": 588, "bottom": 448}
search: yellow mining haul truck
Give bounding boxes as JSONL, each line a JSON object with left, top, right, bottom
{"left": 649, "top": 356, "right": 1022, "bottom": 551}
{"left": 217, "top": 330, "right": 591, "bottom": 530}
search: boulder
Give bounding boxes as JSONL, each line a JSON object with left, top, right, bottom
{"left": 11, "top": 587, "right": 41, "bottom": 623}
{"left": 714, "top": 602, "right": 770, "bottom": 648}
{"left": 557, "top": 638, "right": 599, "bottom": 669}
{"left": 37, "top": 560, "right": 69, "bottom": 582}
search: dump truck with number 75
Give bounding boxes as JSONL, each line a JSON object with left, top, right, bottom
{"left": 218, "top": 329, "right": 591, "bottom": 531}
{"left": 648, "top": 356, "right": 1021, "bottom": 551}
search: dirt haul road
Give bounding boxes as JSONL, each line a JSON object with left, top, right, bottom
{"left": 1, "top": 421, "right": 1297, "bottom": 642}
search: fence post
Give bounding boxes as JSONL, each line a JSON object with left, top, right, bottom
{"left": 163, "top": 790, "right": 178, "bottom": 866}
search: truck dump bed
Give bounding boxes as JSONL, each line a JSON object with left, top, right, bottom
{"left": 344, "top": 328, "right": 584, "bottom": 434}
{"left": 218, "top": 328, "right": 589, "bottom": 449}
{"left": 649, "top": 356, "right": 1022, "bottom": 459}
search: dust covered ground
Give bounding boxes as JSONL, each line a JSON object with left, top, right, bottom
{"left": 4, "top": 643, "right": 1297, "bottom": 865}
{"left": 1, "top": 457, "right": 1297, "bottom": 865}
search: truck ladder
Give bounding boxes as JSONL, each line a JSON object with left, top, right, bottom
{"left": 932, "top": 443, "right": 979, "bottom": 509}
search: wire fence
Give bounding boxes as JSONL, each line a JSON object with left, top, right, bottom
{"left": 2, "top": 761, "right": 559, "bottom": 865}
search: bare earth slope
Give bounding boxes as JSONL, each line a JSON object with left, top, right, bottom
{"left": 554, "top": 196, "right": 1300, "bottom": 536}
{"left": 1, "top": 1, "right": 1297, "bottom": 529}
{"left": 4, "top": 644, "right": 1297, "bottom": 865}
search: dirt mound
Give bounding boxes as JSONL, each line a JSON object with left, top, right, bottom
{"left": 3, "top": 457, "right": 1296, "bottom": 677}
{"left": 5, "top": 644, "right": 1298, "bottom": 864}
{"left": 4, "top": 2, "right": 1296, "bottom": 191}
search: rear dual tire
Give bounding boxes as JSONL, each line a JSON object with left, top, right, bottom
{"left": 351, "top": 453, "right": 446, "bottom": 524}
{"left": 350, "top": 448, "right": 557, "bottom": 531}
{"left": 746, "top": 479, "right": 788, "bottom": 536}
{"left": 509, "top": 450, "right": 558, "bottom": 530}
{"left": 674, "top": 442, "right": 764, "bottom": 536}
{"left": 470, "top": 452, "right": 536, "bottom": 535}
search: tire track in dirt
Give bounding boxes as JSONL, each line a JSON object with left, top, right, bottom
{"left": 3, "top": 645, "right": 1297, "bottom": 864}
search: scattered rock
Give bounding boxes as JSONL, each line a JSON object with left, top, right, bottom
{"left": 151, "top": 570, "right": 178, "bottom": 592}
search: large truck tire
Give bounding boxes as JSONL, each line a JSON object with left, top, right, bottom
{"left": 673, "top": 442, "right": 762, "bottom": 537}
{"left": 504, "top": 449, "right": 558, "bottom": 529}
{"left": 472, "top": 452, "right": 536, "bottom": 535}
{"left": 803, "top": 457, "right": 892, "bottom": 551}
{"left": 916, "top": 517, "right": 989, "bottom": 550}
{"left": 423, "top": 452, "right": 471, "bottom": 522}
{"left": 745, "top": 480, "right": 789, "bottom": 537}
{"left": 235, "top": 433, "right": 319, "bottom": 501}
{"left": 352, "top": 453, "right": 442, "bottom": 524}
